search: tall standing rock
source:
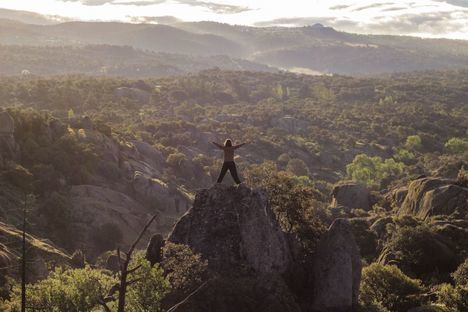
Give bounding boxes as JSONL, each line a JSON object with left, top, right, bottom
{"left": 168, "top": 184, "right": 292, "bottom": 274}
{"left": 311, "top": 218, "right": 362, "bottom": 312}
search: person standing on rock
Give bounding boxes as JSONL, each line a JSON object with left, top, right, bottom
{"left": 212, "top": 139, "right": 248, "bottom": 184}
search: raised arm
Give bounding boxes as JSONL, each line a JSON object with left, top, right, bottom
{"left": 233, "top": 142, "right": 248, "bottom": 149}
{"left": 212, "top": 141, "right": 224, "bottom": 149}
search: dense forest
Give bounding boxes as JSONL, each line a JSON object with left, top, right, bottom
{"left": 0, "top": 69, "right": 467, "bottom": 311}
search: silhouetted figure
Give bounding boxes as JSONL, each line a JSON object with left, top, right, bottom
{"left": 212, "top": 139, "right": 247, "bottom": 184}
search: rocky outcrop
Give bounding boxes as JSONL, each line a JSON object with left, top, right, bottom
{"left": 168, "top": 184, "right": 292, "bottom": 274}
{"left": 69, "top": 185, "right": 158, "bottom": 256}
{"left": 385, "top": 186, "right": 408, "bottom": 208}
{"left": 166, "top": 185, "right": 362, "bottom": 312}
{"left": 399, "top": 177, "right": 468, "bottom": 219}
{"left": 311, "top": 218, "right": 361, "bottom": 312}
{"left": 331, "top": 183, "right": 372, "bottom": 211}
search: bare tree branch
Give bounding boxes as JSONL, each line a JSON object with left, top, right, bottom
{"left": 166, "top": 280, "right": 209, "bottom": 312}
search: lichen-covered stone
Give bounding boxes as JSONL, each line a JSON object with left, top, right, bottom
{"left": 311, "top": 218, "right": 361, "bottom": 311}
{"left": 168, "top": 184, "right": 292, "bottom": 274}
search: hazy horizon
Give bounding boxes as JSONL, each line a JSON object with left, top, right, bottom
{"left": 1, "top": 0, "right": 468, "bottom": 40}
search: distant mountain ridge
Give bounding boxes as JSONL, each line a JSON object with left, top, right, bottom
{"left": 1, "top": 9, "right": 468, "bottom": 75}
{"left": 0, "top": 44, "right": 275, "bottom": 77}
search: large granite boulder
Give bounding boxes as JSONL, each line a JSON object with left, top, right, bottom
{"left": 168, "top": 184, "right": 292, "bottom": 274}
{"left": 399, "top": 177, "right": 468, "bottom": 220}
{"left": 311, "top": 218, "right": 362, "bottom": 312}
{"left": 165, "top": 185, "right": 363, "bottom": 312}
{"left": 331, "top": 183, "right": 372, "bottom": 211}
{"left": 69, "top": 185, "right": 158, "bottom": 256}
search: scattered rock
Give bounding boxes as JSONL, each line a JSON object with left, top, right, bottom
{"left": 399, "top": 177, "right": 468, "bottom": 220}
{"left": 331, "top": 183, "right": 372, "bottom": 211}
{"left": 168, "top": 184, "right": 292, "bottom": 274}
{"left": 311, "top": 218, "right": 361, "bottom": 311}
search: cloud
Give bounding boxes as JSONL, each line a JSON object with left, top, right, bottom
{"left": 353, "top": 2, "right": 395, "bottom": 11}
{"left": 382, "top": 6, "right": 409, "bottom": 12}
{"left": 179, "top": 0, "right": 251, "bottom": 14}
{"left": 255, "top": 10, "right": 468, "bottom": 37}
{"left": 61, "top": 0, "right": 251, "bottom": 13}
{"left": 434, "top": 0, "right": 468, "bottom": 7}
{"left": 129, "top": 15, "right": 181, "bottom": 23}
{"left": 330, "top": 4, "right": 351, "bottom": 10}
{"left": 368, "top": 11, "right": 468, "bottom": 35}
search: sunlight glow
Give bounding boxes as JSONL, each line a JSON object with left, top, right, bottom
{"left": 0, "top": 0, "right": 467, "bottom": 39}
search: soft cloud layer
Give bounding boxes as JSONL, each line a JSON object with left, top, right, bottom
{"left": 0, "top": 0, "right": 467, "bottom": 39}
{"left": 62, "top": 0, "right": 251, "bottom": 13}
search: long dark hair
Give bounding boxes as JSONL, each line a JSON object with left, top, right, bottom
{"left": 224, "top": 139, "right": 232, "bottom": 147}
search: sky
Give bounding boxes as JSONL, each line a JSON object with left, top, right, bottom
{"left": 1, "top": 0, "right": 468, "bottom": 39}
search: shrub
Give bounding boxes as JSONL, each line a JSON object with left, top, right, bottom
{"left": 360, "top": 263, "right": 424, "bottom": 311}
{"left": 162, "top": 242, "right": 208, "bottom": 291}
{"left": 406, "top": 135, "right": 422, "bottom": 150}
{"left": 445, "top": 137, "right": 468, "bottom": 154}
{"left": 244, "top": 162, "right": 328, "bottom": 253}
{"left": 435, "top": 283, "right": 468, "bottom": 312}
{"left": 0, "top": 266, "right": 116, "bottom": 312}
{"left": 383, "top": 224, "right": 458, "bottom": 278}
{"left": 453, "top": 259, "right": 468, "bottom": 287}
{"left": 126, "top": 252, "right": 170, "bottom": 312}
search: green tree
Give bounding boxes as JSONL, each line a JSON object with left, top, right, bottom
{"left": 346, "top": 154, "right": 404, "bottom": 188}
{"left": 360, "top": 263, "right": 424, "bottom": 311}
{"left": 405, "top": 135, "right": 422, "bottom": 151}
{"left": 1, "top": 267, "right": 116, "bottom": 312}
{"left": 126, "top": 252, "right": 170, "bottom": 312}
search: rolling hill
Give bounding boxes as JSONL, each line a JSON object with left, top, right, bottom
{"left": 2, "top": 15, "right": 468, "bottom": 75}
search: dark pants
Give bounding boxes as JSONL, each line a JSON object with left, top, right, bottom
{"left": 217, "top": 161, "right": 241, "bottom": 184}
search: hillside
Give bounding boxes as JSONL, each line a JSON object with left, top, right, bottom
{"left": 0, "top": 69, "right": 466, "bottom": 311}
{"left": 1, "top": 18, "right": 468, "bottom": 75}
{"left": 0, "top": 45, "right": 276, "bottom": 77}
